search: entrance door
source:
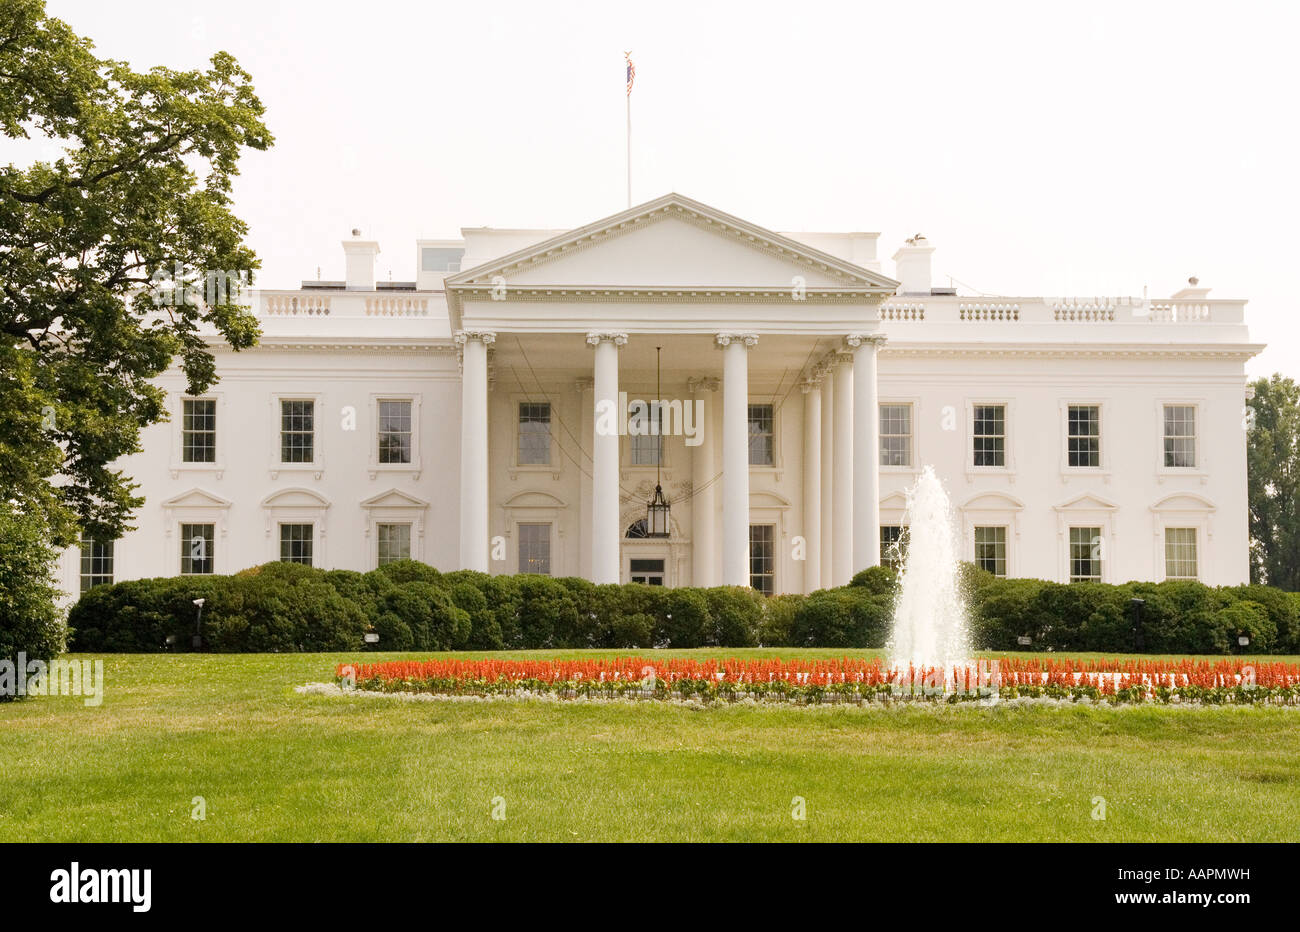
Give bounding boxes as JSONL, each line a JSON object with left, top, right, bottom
{"left": 629, "top": 558, "right": 666, "bottom": 585}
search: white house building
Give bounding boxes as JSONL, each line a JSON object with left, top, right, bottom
{"left": 60, "top": 193, "right": 1262, "bottom": 599}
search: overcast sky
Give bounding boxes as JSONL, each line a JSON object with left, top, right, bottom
{"left": 33, "top": 0, "right": 1300, "bottom": 376}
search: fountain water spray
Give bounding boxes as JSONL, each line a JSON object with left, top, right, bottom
{"left": 888, "top": 466, "right": 971, "bottom": 678}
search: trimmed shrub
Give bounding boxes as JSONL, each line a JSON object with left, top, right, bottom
{"left": 1, "top": 507, "right": 68, "bottom": 675}
{"left": 703, "top": 586, "right": 762, "bottom": 647}
{"left": 761, "top": 594, "right": 802, "bottom": 647}
{"left": 849, "top": 565, "right": 898, "bottom": 597}
{"left": 660, "top": 588, "right": 709, "bottom": 648}
{"left": 63, "top": 556, "right": 1300, "bottom": 655}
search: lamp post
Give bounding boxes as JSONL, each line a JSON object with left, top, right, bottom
{"left": 192, "top": 598, "right": 205, "bottom": 651}
{"left": 1129, "top": 598, "right": 1145, "bottom": 652}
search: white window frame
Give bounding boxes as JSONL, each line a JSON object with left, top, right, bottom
{"left": 1155, "top": 400, "right": 1206, "bottom": 480}
{"left": 966, "top": 398, "right": 1015, "bottom": 478}
{"left": 516, "top": 521, "right": 553, "bottom": 575}
{"left": 361, "top": 488, "right": 428, "bottom": 566}
{"left": 1053, "top": 494, "right": 1118, "bottom": 584}
{"left": 512, "top": 395, "right": 558, "bottom": 472}
{"left": 162, "top": 488, "right": 232, "bottom": 574}
{"left": 1150, "top": 493, "right": 1215, "bottom": 582}
{"left": 879, "top": 398, "right": 919, "bottom": 474}
{"left": 367, "top": 394, "right": 422, "bottom": 479}
{"left": 746, "top": 399, "right": 782, "bottom": 472}
{"left": 261, "top": 488, "right": 331, "bottom": 567}
{"left": 960, "top": 492, "right": 1023, "bottom": 578}
{"left": 375, "top": 522, "right": 414, "bottom": 566}
{"left": 169, "top": 392, "right": 227, "bottom": 479}
{"left": 269, "top": 393, "right": 323, "bottom": 478}
{"left": 1059, "top": 399, "right": 1109, "bottom": 478}
{"left": 1162, "top": 527, "right": 1200, "bottom": 581}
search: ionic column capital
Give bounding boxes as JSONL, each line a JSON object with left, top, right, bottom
{"left": 844, "top": 332, "right": 887, "bottom": 350}
{"left": 716, "top": 332, "right": 759, "bottom": 348}
{"left": 687, "top": 376, "right": 721, "bottom": 393}
{"left": 453, "top": 329, "right": 497, "bottom": 346}
{"left": 586, "top": 331, "right": 628, "bottom": 347}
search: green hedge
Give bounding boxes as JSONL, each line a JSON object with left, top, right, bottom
{"left": 66, "top": 559, "right": 1300, "bottom": 654}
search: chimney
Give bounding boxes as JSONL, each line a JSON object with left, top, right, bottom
{"left": 892, "top": 234, "right": 935, "bottom": 296}
{"left": 342, "top": 229, "right": 380, "bottom": 290}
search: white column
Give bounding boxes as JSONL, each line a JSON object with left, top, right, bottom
{"left": 456, "top": 330, "right": 495, "bottom": 571}
{"left": 801, "top": 378, "right": 822, "bottom": 594}
{"left": 577, "top": 377, "right": 594, "bottom": 580}
{"left": 588, "top": 332, "right": 626, "bottom": 584}
{"left": 831, "top": 352, "right": 854, "bottom": 585}
{"left": 851, "top": 333, "right": 886, "bottom": 571}
{"left": 819, "top": 363, "right": 834, "bottom": 590}
{"left": 689, "top": 377, "right": 719, "bottom": 587}
{"left": 718, "top": 333, "right": 756, "bottom": 588}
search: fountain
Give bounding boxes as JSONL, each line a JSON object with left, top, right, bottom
{"left": 888, "top": 465, "right": 971, "bottom": 674}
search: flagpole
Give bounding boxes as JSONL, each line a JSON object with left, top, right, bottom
{"left": 626, "top": 91, "right": 631, "bottom": 209}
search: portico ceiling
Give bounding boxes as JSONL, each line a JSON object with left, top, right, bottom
{"left": 488, "top": 330, "right": 836, "bottom": 384}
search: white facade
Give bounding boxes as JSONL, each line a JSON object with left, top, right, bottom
{"left": 58, "top": 194, "right": 1262, "bottom": 599}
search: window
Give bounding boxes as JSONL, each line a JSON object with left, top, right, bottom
{"left": 748, "top": 404, "right": 774, "bottom": 466}
{"left": 518, "top": 523, "right": 551, "bottom": 575}
{"left": 974, "top": 526, "right": 1007, "bottom": 577}
{"left": 420, "top": 247, "right": 464, "bottom": 273}
{"left": 880, "top": 525, "right": 909, "bottom": 571}
{"left": 972, "top": 404, "right": 1005, "bottom": 467}
{"left": 377, "top": 400, "right": 412, "bottom": 464}
{"left": 1163, "top": 405, "right": 1197, "bottom": 468}
{"left": 517, "top": 402, "right": 552, "bottom": 466}
{"left": 879, "top": 404, "right": 912, "bottom": 467}
{"left": 182, "top": 399, "right": 216, "bottom": 463}
{"left": 180, "top": 523, "right": 215, "bottom": 575}
{"left": 279, "top": 523, "right": 313, "bottom": 565}
{"left": 79, "top": 538, "right": 114, "bottom": 594}
{"left": 280, "top": 400, "right": 315, "bottom": 463}
{"left": 749, "top": 524, "right": 775, "bottom": 594}
{"left": 1068, "top": 526, "right": 1102, "bottom": 583}
{"left": 1067, "top": 405, "right": 1100, "bottom": 468}
{"left": 630, "top": 558, "right": 665, "bottom": 586}
{"left": 629, "top": 402, "right": 664, "bottom": 466}
{"left": 376, "top": 523, "right": 411, "bottom": 565}
{"left": 1165, "top": 527, "right": 1198, "bottom": 580}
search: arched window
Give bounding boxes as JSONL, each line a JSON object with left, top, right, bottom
{"left": 625, "top": 518, "right": 649, "bottom": 539}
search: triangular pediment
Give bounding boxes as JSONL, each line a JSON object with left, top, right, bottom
{"left": 360, "top": 488, "right": 429, "bottom": 509}
{"left": 162, "top": 487, "right": 232, "bottom": 509}
{"left": 446, "top": 193, "right": 898, "bottom": 302}
{"left": 1054, "top": 492, "right": 1119, "bottom": 512}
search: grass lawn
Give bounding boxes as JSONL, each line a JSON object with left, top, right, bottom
{"left": 2, "top": 648, "right": 1298, "bottom": 842}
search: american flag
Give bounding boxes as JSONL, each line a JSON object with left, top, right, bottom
{"left": 625, "top": 52, "right": 636, "bottom": 96}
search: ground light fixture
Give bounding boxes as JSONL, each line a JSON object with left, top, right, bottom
{"left": 192, "top": 598, "right": 205, "bottom": 650}
{"left": 1129, "top": 597, "right": 1146, "bottom": 651}
{"left": 645, "top": 345, "right": 670, "bottom": 538}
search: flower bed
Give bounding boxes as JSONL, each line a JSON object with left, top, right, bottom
{"left": 336, "top": 656, "right": 1300, "bottom": 706}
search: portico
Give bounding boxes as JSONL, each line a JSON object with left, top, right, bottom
{"left": 444, "top": 193, "right": 897, "bottom": 592}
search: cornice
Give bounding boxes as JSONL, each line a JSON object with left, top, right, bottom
{"left": 454, "top": 285, "right": 885, "bottom": 305}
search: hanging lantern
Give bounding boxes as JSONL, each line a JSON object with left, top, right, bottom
{"left": 644, "top": 346, "right": 671, "bottom": 539}
{"left": 647, "top": 483, "right": 670, "bottom": 538}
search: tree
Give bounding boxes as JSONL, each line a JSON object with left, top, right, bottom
{"left": 1246, "top": 374, "right": 1300, "bottom": 589}
{"left": 1, "top": 0, "right": 271, "bottom": 550}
